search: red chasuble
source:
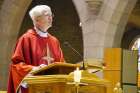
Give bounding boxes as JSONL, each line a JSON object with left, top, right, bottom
{"left": 7, "top": 28, "right": 64, "bottom": 93}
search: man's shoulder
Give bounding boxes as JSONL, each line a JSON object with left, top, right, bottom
{"left": 21, "top": 29, "right": 36, "bottom": 38}
{"left": 17, "top": 29, "right": 36, "bottom": 41}
{"left": 48, "top": 34, "right": 59, "bottom": 42}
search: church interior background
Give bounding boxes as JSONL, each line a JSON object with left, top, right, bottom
{"left": 0, "top": 0, "right": 140, "bottom": 93}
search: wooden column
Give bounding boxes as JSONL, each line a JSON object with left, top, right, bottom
{"left": 103, "top": 48, "right": 122, "bottom": 93}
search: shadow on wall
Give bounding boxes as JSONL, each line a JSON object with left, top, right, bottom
{"left": 121, "top": 24, "right": 140, "bottom": 49}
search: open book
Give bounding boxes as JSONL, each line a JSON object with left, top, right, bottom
{"left": 30, "top": 62, "right": 79, "bottom": 75}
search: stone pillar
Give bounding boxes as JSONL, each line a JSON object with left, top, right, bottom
{"left": 0, "top": 0, "right": 32, "bottom": 89}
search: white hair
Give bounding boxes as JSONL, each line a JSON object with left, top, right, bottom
{"left": 29, "top": 5, "right": 52, "bottom": 21}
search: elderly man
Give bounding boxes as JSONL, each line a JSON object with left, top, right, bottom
{"left": 7, "top": 5, "right": 64, "bottom": 93}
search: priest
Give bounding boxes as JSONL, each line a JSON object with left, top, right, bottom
{"left": 7, "top": 5, "right": 64, "bottom": 93}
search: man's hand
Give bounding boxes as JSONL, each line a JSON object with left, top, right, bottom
{"left": 39, "top": 64, "right": 47, "bottom": 68}
{"left": 32, "top": 64, "right": 47, "bottom": 71}
{"left": 32, "top": 66, "right": 40, "bottom": 71}
{"left": 26, "top": 66, "right": 40, "bottom": 77}
{"left": 26, "top": 64, "right": 47, "bottom": 77}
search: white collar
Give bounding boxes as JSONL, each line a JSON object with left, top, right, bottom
{"left": 34, "top": 27, "right": 48, "bottom": 37}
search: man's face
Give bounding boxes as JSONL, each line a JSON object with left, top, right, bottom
{"left": 35, "top": 12, "right": 53, "bottom": 31}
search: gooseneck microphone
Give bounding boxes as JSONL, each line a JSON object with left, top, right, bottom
{"left": 63, "top": 41, "right": 86, "bottom": 70}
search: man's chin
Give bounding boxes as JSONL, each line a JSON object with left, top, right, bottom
{"left": 48, "top": 25, "right": 52, "bottom": 29}
{"left": 44, "top": 26, "right": 52, "bottom": 31}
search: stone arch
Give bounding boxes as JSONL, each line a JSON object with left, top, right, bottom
{"left": 111, "top": 0, "right": 137, "bottom": 47}
{"left": 76, "top": 0, "right": 138, "bottom": 59}
{"left": 71, "top": 0, "right": 137, "bottom": 59}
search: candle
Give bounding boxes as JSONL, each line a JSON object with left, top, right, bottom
{"left": 74, "top": 67, "right": 81, "bottom": 83}
{"left": 113, "top": 82, "right": 123, "bottom": 93}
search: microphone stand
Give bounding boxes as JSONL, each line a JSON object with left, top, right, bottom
{"left": 64, "top": 42, "right": 86, "bottom": 70}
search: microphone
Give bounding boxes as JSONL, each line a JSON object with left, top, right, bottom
{"left": 63, "top": 41, "right": 86, "bottom": 70}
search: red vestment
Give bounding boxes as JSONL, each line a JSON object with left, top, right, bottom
{"left": 7, "top": 28, "right": 64, "bottom": 93}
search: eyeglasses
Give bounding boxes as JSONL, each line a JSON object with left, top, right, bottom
{"left": 44, "top": 13, "right": 54, "bottom": 18}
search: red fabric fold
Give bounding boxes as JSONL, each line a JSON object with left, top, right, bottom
{"left": 7, "top": 28, "right": 64, "bottom": 93}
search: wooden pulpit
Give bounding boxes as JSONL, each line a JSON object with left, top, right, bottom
{"left": 21, "top": 63, "right": 110, "bottom": 93}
